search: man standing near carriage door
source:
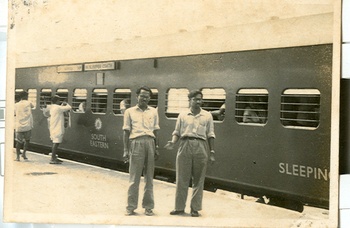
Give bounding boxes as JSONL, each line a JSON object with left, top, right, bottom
{"left": 164, "top": 90, "right": 216, "bottom": 217}
{"left": 14, "top": 91, "right": 34, "bottom": 161}
{"left": 123, "top": 86, "right": 160, "bottom": 216}
{"left": 43, "top": 95, "right": 72, "bottom": 164}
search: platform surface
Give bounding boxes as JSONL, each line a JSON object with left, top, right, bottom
{"left": 3, "top": 150, "right": 332, "bottom": 227}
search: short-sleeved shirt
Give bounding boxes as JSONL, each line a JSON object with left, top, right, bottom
{"left": 123, "top": 105, "right": 160, "bottom": 139}
{"left": 14, "top": 100, "right": 34, "bottom": 132}
{"left": 172, "top": 108, "right": 215, "bottom": 140}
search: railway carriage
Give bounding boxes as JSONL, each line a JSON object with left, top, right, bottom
{"left": 15, "top": 44, "right": 332, "bottom": 210}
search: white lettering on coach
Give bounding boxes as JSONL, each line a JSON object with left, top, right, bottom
{"left": 279, "top": 163, "right": 329, "bottom": 181}
{"left": 90, "top": 134, "right": 109, "bottom": 149}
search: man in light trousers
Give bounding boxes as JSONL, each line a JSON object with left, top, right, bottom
{"left": 14, "top": 91, "right": 34, "bottom": 161}
{"left": 165, "top": 90, "right": 216, "bottom": 217}
{"left": 123, "top": 86, "right": 160, "bottom": 216}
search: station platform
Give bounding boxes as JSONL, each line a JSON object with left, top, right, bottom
{"left": 3, "top": 150, "right": 331, "bottom": 227}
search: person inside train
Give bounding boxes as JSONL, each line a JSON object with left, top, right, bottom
{"left": 77, "top": 101, "right": 86, "bottom": 113}
{"left": 14, "top": 91, "right": 34, "bottom": 161}
{"left": 122, "top": 86, "right": 160, "bottom": 216}
{"left": 120, "top": 98, "right": 130, "bottom": 114}
{"left": 43, "top": 95, "right": 72, "bottom": 164}
{"left": 243, "top": 97, "right": 266, "bottom": 124}
{"left": 164, "top": 90, "right": 216, "bottom": 217}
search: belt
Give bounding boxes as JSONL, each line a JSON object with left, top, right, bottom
{"left": 131, "top": 135, "right": 154, "bottom": 140}
{"left": 181, "top": 136, "right": 205, "bottom": 141}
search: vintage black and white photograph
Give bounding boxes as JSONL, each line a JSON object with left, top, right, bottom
{"left": 3, "top": 0, "right": 341, "bottom": 227}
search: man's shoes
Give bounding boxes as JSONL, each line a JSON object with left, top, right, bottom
{"left": 191, "top": 209, "right": 199, "bottom": 217}
{"left": 170, "top": 210, "right": 185, "bottom": 215}
{"left": 145, "top": 209, "right": 154, "bottom": 216}
{"left": 125, "top": 209, "right": 135, "bottom": 216}
{"left": 21, "top": 155, "right": 28, "bottom": 160}
{"left": 50, "top": 159, "right": 62, "bottom": 164}
{"left": 256, "top": 197, "right": 265, "bottom": 204}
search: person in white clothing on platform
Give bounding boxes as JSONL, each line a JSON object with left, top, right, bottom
{"left": 43, "top": 95, "right": 72, "bottom": 164}
{"left": 14, "top": 91, "right": 34, "bottom": 161}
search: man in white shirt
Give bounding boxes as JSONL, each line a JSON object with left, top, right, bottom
{"left": 14, "top": 91, "right": 34, "bottom": 161}
{"left": 43, "top": 95, "right": 72, "bottom": 164}
{"left": 123, "top": 86, "right": 160, "bottom": 216}
{"left": 165, "top": 90, "right": 216, "bottom": 217}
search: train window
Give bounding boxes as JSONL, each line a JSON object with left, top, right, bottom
{"left": 149, "top": 89, "right": 159, "bottom": 109}
{"left": 28, "top": 89, "right": 37, "bottom": 109}
{"left": 56, "top": 89, "right": 69, "bottom": 103}
{"left": 113, "top": 89, "right": 131, "bottom": 115}
{"left": 73, "top": 89, "right": 87, "bottom": 113}
{"left": 280, "top": 89, "right": 320, "bottom": 129}
{"left": 91, "top": 88, "right": 108, "bottom": 114}
{"left": 201, "top": 88, "right": 226, "bottom": 121}
{"left": 165, "top": 88, "right": 189, "bottom": 118}
{"left": 40, "top": 89, "right": 52, "bottom": 109}
{"left": 235, "top": 89, "right": 268, "bottom": 125}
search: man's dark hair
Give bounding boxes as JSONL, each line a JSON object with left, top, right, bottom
{"left": 188, "top": 90, "right": 203, "bottom": 99}
{"left": 15, "top": 94, "right": 20, "bottom": 103}
{"left": 19, "top": 91, "right": 28, "bottom": 100}
{"left": 136, "top": 86, "right": 152, "bottom": 96}
{"left": 51, "top": 95, "right": 60, "bottom": 104}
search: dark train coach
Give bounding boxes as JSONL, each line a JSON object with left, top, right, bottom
{"left": 15, "top": 44, "right": 333, "bottom": 210}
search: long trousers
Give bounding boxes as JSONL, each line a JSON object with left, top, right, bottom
{"left": 175, "top": 138, "right": 208, "bottom": 211}
{"left": 126, "top": 136, "right": 155, "bottom": 211}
